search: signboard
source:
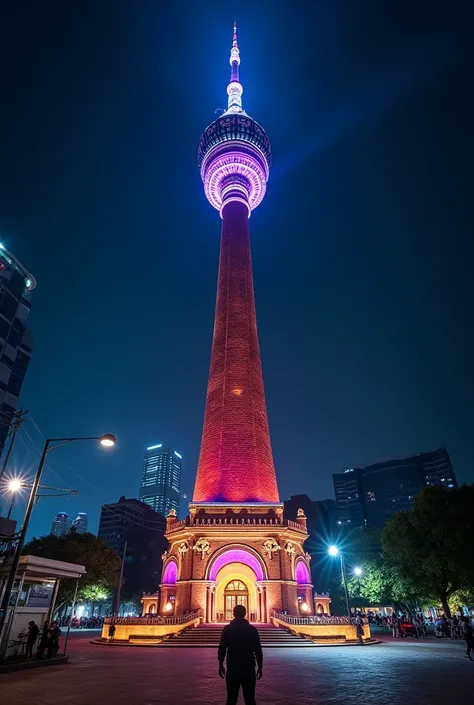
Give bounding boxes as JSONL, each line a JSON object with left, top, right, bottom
{"left": 26, "top": 583, "right": 54, "bottom": 608}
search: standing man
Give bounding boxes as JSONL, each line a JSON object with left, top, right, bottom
{"left": 461, "top": 616, "right": 474, "bottom": 660}
{"left": 26, "top": 620, "right": 39, "bottom": 659}
{"left": 355, "top": 612, "right": 364, "bottom": 644}
{"left": 108, "top": 622, "right": 116, "bottom": 642}
{"left": 46, "top": 621, "right": 62, "bottom": 659}
{"left": 36, "top": 620, "right": 49, "bottom": 659}
{"left": 218, "top": 604, "right": 263, "bottom": 705}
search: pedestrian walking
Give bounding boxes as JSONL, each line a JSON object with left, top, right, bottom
{"left": 218, "top": 604, "right": 263, "bottom": 705}
{"left": 461, "top": 616, "right": 474, "bottom": 661}
{"left": 108, "top": 623, "right": 116, "bottom": 642}
{"left": 26, "top": 620, "right": 39, "bottom": 659}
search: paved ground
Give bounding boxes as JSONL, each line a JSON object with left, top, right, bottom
{"left": 1, "top": 631, "right": 472, "bottom": 704}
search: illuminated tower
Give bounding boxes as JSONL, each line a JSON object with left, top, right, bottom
{"left": 158, "top": 26, "right": 315, "bottom": 623}
{"left": 193, "top": 23, "right": 278, "bottom": 504}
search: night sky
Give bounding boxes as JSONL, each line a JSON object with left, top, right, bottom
{"left": 0, "top": 1, "right": 472, "bottom": 537}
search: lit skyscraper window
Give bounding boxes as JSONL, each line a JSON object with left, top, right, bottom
{"left": 139, "top": 444, "right": 181, "bottom": 516}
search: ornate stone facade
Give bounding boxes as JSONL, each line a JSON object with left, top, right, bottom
{"left": 158, "top": 504, "right": 315, "bottom": 621}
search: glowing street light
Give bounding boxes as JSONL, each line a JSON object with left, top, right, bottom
{"left": 7, "top": 478, "right": 22, "bottom": 493}
{"left": 353, "top": 566, "right": 363, "bottom": 577}
{"left": 328, "top": 544, "right": 351, "bottom": 619}
{"left": 300, "top": 602, "right": 309, "bottom": 613}
{"left": 4, "top": 477, "right": 24, "bottom": 519}
{"left": 164, "top": 602, "right": 173, "bottom": 613}
{"left": 100, "top": 434, "right": 116, "bottom": 447}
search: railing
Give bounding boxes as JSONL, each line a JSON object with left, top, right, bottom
{"left": 167, "top": 516, "right": 306, "bottom": 529}
{"left": 272, "top": 610, "right": 351, "bottom": 625}
{"left": 104, "top": 609, "right": 202, "bottom": 626}
{"left": 286, "top": 520, "right": 306, "bottom": 531}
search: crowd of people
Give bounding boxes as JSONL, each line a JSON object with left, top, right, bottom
{"left": 57, "top": 615, "right": 105, "bottom": 629}
{"left": 364, "top": 610, "right": 474, "bottom": 659}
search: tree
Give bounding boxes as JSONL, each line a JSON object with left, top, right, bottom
{"left": 381, "top": 485, "right": 474, "bottom": 617}
{"left": 347, "top": 559, "right": 420, "bottom": 613}
{"left": 23, "top": 531, "right": 121, "bottom": 611}
{"left": 347, "top": 562, "right": 393, "bottom": 604}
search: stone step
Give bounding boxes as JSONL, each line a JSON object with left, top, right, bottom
{"left": 157, "top": 624, "right": 314, "bottom": 648}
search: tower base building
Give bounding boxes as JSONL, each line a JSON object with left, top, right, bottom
{"left": 159, "top": 503, "right": 314, "bottom": 621}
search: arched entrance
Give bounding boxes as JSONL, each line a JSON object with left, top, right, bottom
{"left": 206, "top": 546, "right": 268, "bottom": 623}
{"left": 224, "top": 579, "right": 249, "bottom": 620}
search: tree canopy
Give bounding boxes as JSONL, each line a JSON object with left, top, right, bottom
{"left": 381, "top": 485, "right": 474, "bottom": 617}
{"left": 347, "top": 559, "right": 420, "bottom": 611}
{"left": 23, "top": 531, "right": 121, "bottom": 608}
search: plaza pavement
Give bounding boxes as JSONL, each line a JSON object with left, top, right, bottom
{"left": 1, "top": 631, "right": 472, "bottom": 704}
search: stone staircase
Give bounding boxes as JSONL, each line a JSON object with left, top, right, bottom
{"left": 158, "top": 623, "right": 316, "bottom": 647}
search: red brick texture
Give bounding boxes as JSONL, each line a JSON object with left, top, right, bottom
{"left": 193, "top": 199, "right": 279, "bottom": 503}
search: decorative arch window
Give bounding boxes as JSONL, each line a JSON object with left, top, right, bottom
{"left": 295, "top": 560, "right": 311, "bottom": 585}
{"left": 225, "top": 580, "right": 247, "bottom": 591}
{"left": 162, "top": 560, "right": 178, "bottom": 584}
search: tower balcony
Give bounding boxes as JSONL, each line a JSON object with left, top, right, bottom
{"left": 165, "top": 507, "right": 308, "bottom": 535}
{"left": 198, "top": 114, "right": 271, "bottom": 214}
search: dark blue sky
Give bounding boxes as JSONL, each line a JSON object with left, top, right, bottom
{"left": 0, "top": 0, "right": 472, "bottom": 537}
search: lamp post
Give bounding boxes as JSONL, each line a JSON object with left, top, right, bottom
{"left": 0, "top": 434, "right": 116, "bottom": 641}
{"left": 328, "top": 545, "right": 352, "bottom": 620}
{"left": 353, "top": 566, "right": 363, "bottom": 596}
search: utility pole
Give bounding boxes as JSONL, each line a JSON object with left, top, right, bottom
{"left": 113, "top": 541, "right": 127, "bottom": 616}
{"left": 0, "top": 408, "right": 28, "bottom": 482}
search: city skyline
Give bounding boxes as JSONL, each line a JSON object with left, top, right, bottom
{"left": 0, "top": 2, "right": 472, "bottom": 538}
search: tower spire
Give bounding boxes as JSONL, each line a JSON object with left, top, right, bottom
{"left": 227, "top": 22, "right": 243, "bottom": 113}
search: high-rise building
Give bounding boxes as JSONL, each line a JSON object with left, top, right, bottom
{"left": 139, "top": 444, "right": 181, "bottom": 516}
{"left": 72, "top": 512, "right": 88, "bottom": 533}
{"left": 333, "top": 447, "right": 457, "bottom": 530}
{"left": 50, "top": 512, "right": 71, "bottom": 537}
{"left": 0, "top": 245, "right": 35, "bottom": 456}
{"left": 97, "top": 496, "right": 167, "bottom": 595}
{"left": 157, "top": 26, "right": 319, "bottom": 622}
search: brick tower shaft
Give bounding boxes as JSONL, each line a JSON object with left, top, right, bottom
{"left": 193, "top": 200, "right": 279, "bottom": 503}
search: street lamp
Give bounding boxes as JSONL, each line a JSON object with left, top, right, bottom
{"left": 328, "top": 545, "right": 352, "bottom": 619}
{"left": 0, "top": 433, "right": 116, "bottom": 641}
{"left": 100, "top": 434, "right": 116, "bottom": 447}
{"left": 5, "top": 478, "right": 23, "bottom": 519}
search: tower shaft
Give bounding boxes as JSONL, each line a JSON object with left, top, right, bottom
{"left": 193, "top": 200, "right": 279, "bottom": 503}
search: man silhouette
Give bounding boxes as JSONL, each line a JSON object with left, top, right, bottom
{"left": 218, "top": 604, "right": 263, "bottom": 705}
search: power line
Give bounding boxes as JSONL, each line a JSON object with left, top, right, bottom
{"left": 27, "top": 416, "right": 167, "bottom": 534}
{"left": 21, "top": 425, "right": 68, "bottom": 486}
